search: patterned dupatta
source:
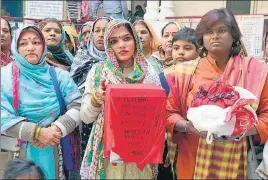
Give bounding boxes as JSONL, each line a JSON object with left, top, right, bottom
{"left": 80, "top": 19, "right": 148, "bottom": 179}
{"left": 1, "top": 51, "right": 13, "bottom": 66}
{"left": 101, "top": 19, "right": 148, "bottom": 84}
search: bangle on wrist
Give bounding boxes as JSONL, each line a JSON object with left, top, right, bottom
{"left": 91, "top": 95, "right": 101, "bottom": 107}
{"left": 34, "top": 126, "right": 41, "bottom": 140}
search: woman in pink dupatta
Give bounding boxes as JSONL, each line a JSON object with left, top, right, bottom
{"left": 165, "top": 8, "right": 268, "bottom": 179}
{"left": 1, "top": 18, "right": 13, "bottom": 66}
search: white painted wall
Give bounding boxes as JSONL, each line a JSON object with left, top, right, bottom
{"left": 173, "top": 1, "right": 226, "bottom": 16}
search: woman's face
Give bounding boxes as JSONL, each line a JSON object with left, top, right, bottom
{"left": 18, "top": 30, "right": 44, "bottom": 65}
{"left": 161, "top": 23, "right": 179, "bottom": 53}
{"left": 203, "top": 23, "right": 233, "bottom": 56}
{"left": 82, "top": 25, "right": 91, "bottom": 45}
{"left": 41, "top": 22, "right": 62, "bottom": 47}
{"left": 93, "top": 19, "right": 109, "bottom": 51}
{"left": 134, "top": 23, "right": 152, "bottom": 49}
{"left": 1, "top": 19, "right": 11, "bottom": 51}
{"left": 109, "top": 25, "right": 135, "bottom": 64}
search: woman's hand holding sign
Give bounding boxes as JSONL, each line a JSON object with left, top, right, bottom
{"left": 91, "top": 79, "right": 107, "bottom": 107}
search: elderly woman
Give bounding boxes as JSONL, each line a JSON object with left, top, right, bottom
{"left": 70, "top": 17, "right": 110, "bottom": 162}
{"left": 39, "top": 18, "right": 74, "bottom": 71}
{"left": 79, "top": 22, "right": 92, "bottom": 47}
{"left": 1, "top": 18, "right": 13, "bottom": 66}
{"left": 154, "top": 22, "right": 182, "bottom": 68}
{"left": 80, "top": 19, "right": 161, "bottom": 179}
{"left": 133, "top": 20, "right": 163, "bottom": 74}
{"left": 164, "top": 8, "right": 268, "bottom": 179}
{"left": 73, "top": 22, "right": 92, "bottom": 63}
{"left": 1, "top": 26, "right": 82, "bottom": 179}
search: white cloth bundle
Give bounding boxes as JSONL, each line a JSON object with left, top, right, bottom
{"left": 187, "top": 86, "right": 257, "bottom": 144}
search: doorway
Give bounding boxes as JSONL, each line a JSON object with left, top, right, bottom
{"left": 226, "top": 0, "right": 251, "bottom": 15}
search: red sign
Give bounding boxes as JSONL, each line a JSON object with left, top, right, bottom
{"left": 103, "top": 84, "right": 166, "bottom": 170}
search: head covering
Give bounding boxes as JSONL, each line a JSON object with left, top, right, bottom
{"left": 64, "top": 29, "right": 76, "bottom": 55}
{"left": 100, "top": 18, "right": 148, "bottom": 85}
{"left": 12, "top": 26, "right": 49, "bottom": 79}
{"left": 134, "top": 20, "right": 161, "bottom": 52}
{"left": 46, "top": 28, "right": 74, "bottom": 70}
{"left": 70, "top": 17, "right": 110, "bottom": 93}
{"left": 1, "top": 26, "right": 81, "bottom": 179}
{"left": 78, "top": 22, "right": 93, "bottom": 45}
{"left": 63, "top": 25, "right": 78, "bottom": 39}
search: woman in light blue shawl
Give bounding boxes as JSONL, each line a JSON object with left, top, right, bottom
{"left": 1, "top": 26, "right": 82, "bottom": 179}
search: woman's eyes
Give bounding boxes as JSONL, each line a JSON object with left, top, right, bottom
{"left": 55, "top": 30, "right": 61, "bottom": 34}
{"left": 44, "top": 29, "right": 51, "bottom": 33}
{"left": 164, "top": 35, "right": 169, "bottom": 38}
{"left": 141, "top": 31, "right": 148, "bottom": 35}
{"left": 19, "top": 42, "right": 27, "bottom": 46}
{"left": 219, "top": 29, "right": 227, "bottom": 33}
{"left": 3, "top": 29, "right": 9, "bottom": 33}
{"left": 109, "top": 36, "right": 132, "bottom": 44}
{"left": 110, "top": 39, "right": 117, "bottom": 44}
{"left": 124, "top": 36, "right": 132, "bottom": 41}
{"left": 206, "top": 29, "right": 227, "bottom": 35}
{"left": 206, "top": 31, "right": 213, "bottom": 35}
{"left": 44, "top": 28, "right": 61, "bottom": 34}
{"left": 19, "top": 41, "right": 41, "bottom": 46}
{"left": 33, "top": 41, "right": 41, "bottom": 45}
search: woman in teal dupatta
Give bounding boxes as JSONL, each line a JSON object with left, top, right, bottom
{"left": 1, "top": 26, "right": 82, "bottom": 179}
{"left": 39, "top": 18, "right": 74, "bottom": 71}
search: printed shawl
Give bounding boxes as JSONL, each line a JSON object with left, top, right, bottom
{"left": 1, "top": 51, "right": 13, "bottom": 66}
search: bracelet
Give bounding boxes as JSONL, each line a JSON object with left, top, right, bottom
{"left": 34, "top": 126, "right": 41, "bottom": 140}
{"left": 91, "top": 95, "right": 101, "bottom": 107}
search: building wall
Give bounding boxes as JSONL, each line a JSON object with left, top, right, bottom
{"left": 251, "top": 1, "right": 268, "bottom": 14}
{"left": 173, "top": 1, "right": 226, "bottom": 16}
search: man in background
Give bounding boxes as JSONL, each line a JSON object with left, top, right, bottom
{"left": 134, "top": 5, "right": 145, "bottom": 20}
{"left": 89, "top": 0, "right": 129, "bottom": 20}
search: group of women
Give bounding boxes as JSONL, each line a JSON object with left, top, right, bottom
{"left": 1, "top": 7, "right": 268, "bottom": 179}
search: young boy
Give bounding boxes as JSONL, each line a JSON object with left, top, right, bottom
{"left": 171, "top": 27, "right": 200, "bottom": 64}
